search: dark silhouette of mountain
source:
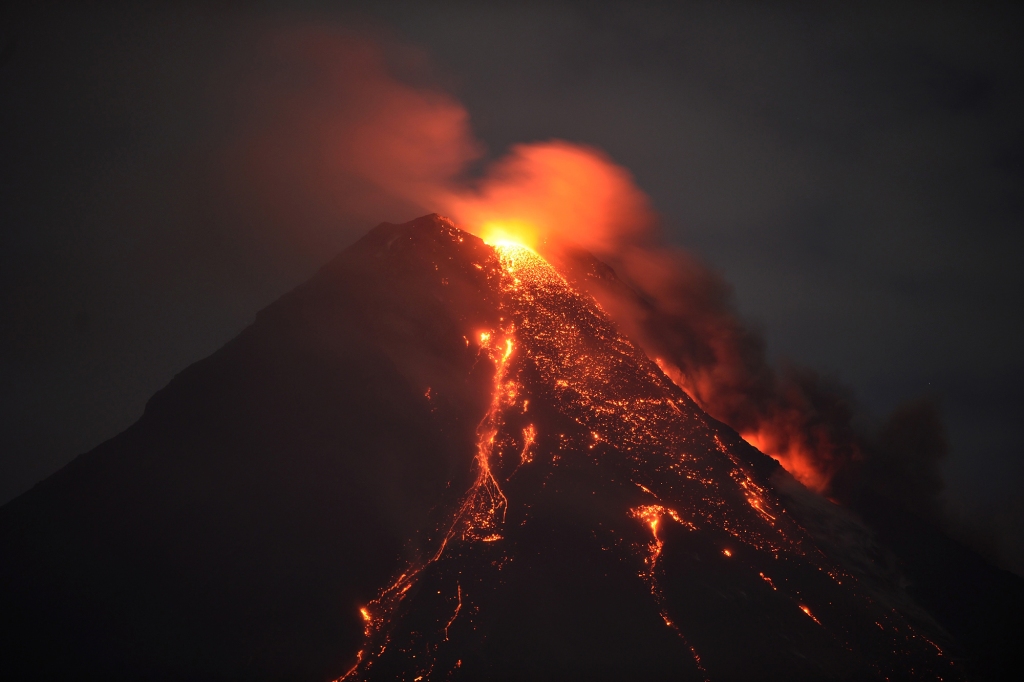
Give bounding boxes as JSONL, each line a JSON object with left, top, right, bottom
{"left": 850, "top": 493, "right": 1024, "bottom": 681}
{"left": 0, "top": 214, "right": 1016, "bottom": 680}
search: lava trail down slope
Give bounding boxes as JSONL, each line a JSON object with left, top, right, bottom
{"left": 340, "top": 217, "right": 956, "bottom": 681}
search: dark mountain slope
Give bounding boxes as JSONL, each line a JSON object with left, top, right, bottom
{"left": 852, "top": 493, "right": 1024, "bottom": 681}
{"left": 0, "top": 216, "right": 500, "bottom": 680}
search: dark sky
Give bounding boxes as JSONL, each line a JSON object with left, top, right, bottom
{"left": 2, "top": 2, "right": 1022, "bottom": 568}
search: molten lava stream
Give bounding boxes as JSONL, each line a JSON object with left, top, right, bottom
{"left": 459, "top": 331, "right": 514, "bottom": 542}
{"left": 341, "top": 319, "right": 518, "bottom": 680}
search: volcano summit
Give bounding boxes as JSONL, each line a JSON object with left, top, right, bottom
{"left": 0, "top": 215, "right": 966, "bottom": 680}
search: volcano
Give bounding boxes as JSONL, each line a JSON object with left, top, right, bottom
{"left": 0, "top": 214, "right": 994, "bottom": 680}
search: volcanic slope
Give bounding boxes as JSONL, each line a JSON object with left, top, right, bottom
{"left": 341, "top": 218, "right": 957, "bottom": 681}
{"left": 1, "top": 215, "right": 957, "bottom": 681}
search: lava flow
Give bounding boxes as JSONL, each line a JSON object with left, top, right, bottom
{"left": 338, "top": 217, "right": 958, "bottom": 681}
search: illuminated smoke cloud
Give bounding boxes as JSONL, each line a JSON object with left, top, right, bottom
{"left": 440, "top": 141, "right": 654, "bottom": 253}
{"left": 609, "top": 247, "right": 862, "bottom": 493}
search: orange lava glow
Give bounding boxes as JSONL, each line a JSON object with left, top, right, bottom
{"left": 478, "top": 222, "right": 539, "bottom": 251}
{"left": 340, "top": 317, "right": 518, "bottom": 679}
{"left": 338, "top": 226, "right": 951, "bottom": 680}
{"left": 799, "top": 604, "right": 823, "bottom": 626}
{"left": 520, "top": 424, "right": 536, "bottom": 465}
{"left": 630, "top": 504, "right": 680, "bottom": 571}
{"left": 459, "top": 329, "right": 515, "bottom": 543}
{"left": 444, "top": 584, "right": 462, "bottom": 641}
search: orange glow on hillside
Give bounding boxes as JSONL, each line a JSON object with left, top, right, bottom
{"left": 478, "top": 221, "right": 539, "bottom": 251}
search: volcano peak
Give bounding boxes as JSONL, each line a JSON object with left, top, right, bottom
{"left": 1, "top": 215, "right": 961, "bottom": 681}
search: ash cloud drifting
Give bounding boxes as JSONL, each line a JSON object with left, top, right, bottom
{"left": 226, "top": 27, "right": 948, "bottom": 521}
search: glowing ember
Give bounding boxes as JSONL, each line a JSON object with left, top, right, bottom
{"left": 443, "top": 584, "right": 462, "bottom": 641}
{"left": 520, "top": 424, "right": 536, "bottom": 465}
{"left": 799, "top": 605, "right": 822, "bottom": 626}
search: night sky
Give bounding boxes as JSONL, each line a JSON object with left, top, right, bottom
{"left": 2, "top": 2, "right": 1022, "bottom": 571}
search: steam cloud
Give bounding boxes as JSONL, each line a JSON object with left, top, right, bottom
{"left": 225, "top": 27, "right": 947, "bottom": 515}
